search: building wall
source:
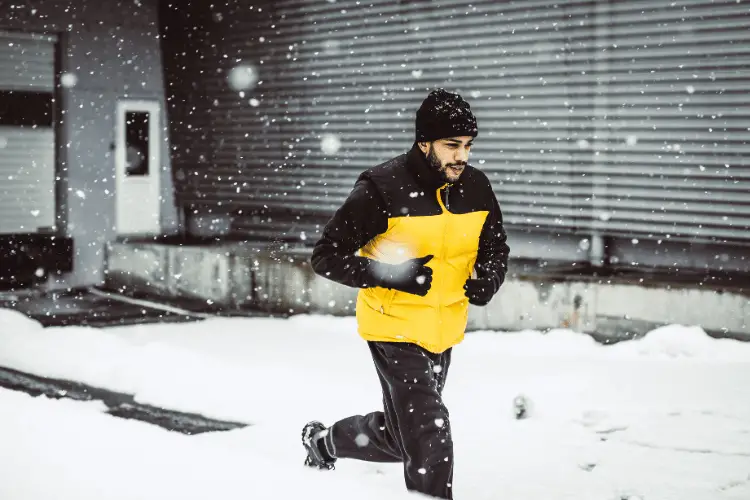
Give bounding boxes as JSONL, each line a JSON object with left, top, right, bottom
{"left": 160, "top": 0, "right": 750, "bottom": 277}
{"left": 0, "top": 0, "right": 178, "bottom": 287}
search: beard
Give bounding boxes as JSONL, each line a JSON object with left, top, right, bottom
{"left": 426, "top": 146, "right": 466, "bottom": 184}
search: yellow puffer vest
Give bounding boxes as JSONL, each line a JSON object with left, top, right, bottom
{"left": 355, "top": 183, "right": 489, "bottom": 354}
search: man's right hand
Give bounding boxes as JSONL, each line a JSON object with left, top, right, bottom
{"left": 368, "top": 255, "right": 433, "bottom": 296}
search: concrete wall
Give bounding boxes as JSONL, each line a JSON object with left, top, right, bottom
{"left": 0, "top": 0, "right": 178, "bottom": 287}
{"left": 105, "top": 242, "right": 750, "bottom": 342}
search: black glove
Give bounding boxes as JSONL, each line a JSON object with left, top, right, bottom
{"left": 368, "top": 255, "right": 433, "bottom": 296}
{"left": 463, "top": 274, "right": 500, "bottom": 306}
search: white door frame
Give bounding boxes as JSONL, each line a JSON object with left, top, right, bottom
{"left": 114, "top": 99, "right": 161, "bottom": 236}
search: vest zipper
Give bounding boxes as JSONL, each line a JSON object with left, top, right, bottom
{"left": 444, "top": 185, "right": 451, "bottom": 210}
{"left": 437, "top": 184, "right": 450, "bottom": 350}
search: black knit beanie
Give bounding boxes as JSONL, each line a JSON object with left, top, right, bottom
{"left": 415, "top": 88, "right": 478, "bottom": 142}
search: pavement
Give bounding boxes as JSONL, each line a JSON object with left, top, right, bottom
{"left": 0, "top": 286, "right": 280, "bottom": 327}
{"left": 0, "top": 287, "right": 199, "bottom": 327}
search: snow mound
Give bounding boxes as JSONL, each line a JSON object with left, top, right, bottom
{"left": 469, "top": 327, "right": 601, "bottom": 357}
{"left": 0, "top": 323, "right": 138, "bottom": 389}
{"left": 611, "top": 324, "right": 750, "bottom": 361}
{"left": 0, "top": 308, "right": 43, "bottom": 332}
{"left": 470, "top": 323, "right": 750, "bottom": 362}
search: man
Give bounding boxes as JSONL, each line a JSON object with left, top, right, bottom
{"left": 303, "top": 88, "right": 510, "bottom": 499}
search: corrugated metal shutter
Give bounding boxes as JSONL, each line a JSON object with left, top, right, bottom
{"left": 231, "top": 0, "right": 447, "bottom": 242}
{"left": 571, "top": 0, "right": 750, "bottom": 244}
{"left": 0, "top": 31, "right": 56, "bottom": 91}
{"left": 0, "top": 31, "right": 56, "bottom": 235}
{"left": 0, "top": 127, "right": 56, "bottom": 233}
{"left": 185, "top": 0, "right": 584, "bottom": 247}
{"left": 160, "top": 5, "right": 226, "bottom": 210}
{"left": 175, "top": 0, "right": 749, "bottom": 251}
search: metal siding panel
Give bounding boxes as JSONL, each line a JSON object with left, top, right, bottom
{"left": 194, "top": 3, "right": 288, "bottom": 209}
{"left": 195, "top": 0, "right": 584, "bottom": 243}
{"left": 0, "top": 127, "right": 56, "bottom": 234}
{"left": 171, "top": 0, "right": 749, "bottom": 251}
{"left": 182, "top": 0, "right": 437, "bottom": 239}
{"left": 574, "top": 0, "right": 750, "bottom": 243}
{"left": 0, "top": 32, "right": 56, "bottom": 91}
{"left": 0, "top": 33, "right": 56, "bottom": 235}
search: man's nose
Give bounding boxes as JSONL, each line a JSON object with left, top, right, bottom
{"left": 455, "top": 147, "right": 469, "bottom": 164}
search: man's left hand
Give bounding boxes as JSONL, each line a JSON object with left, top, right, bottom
{"left": 463, "top": 276, "right": 498, "bottom": 306}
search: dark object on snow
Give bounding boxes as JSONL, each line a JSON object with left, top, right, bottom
{"left": 323, "top": 341, "right": 454, "bottom": 499}
{"left": 513, "top": 394, "right": 529, "bottom": 420}
{"left": 302, "top": 421, "right": 336, "bottom": 470}
{"left": 415, "top": 88, "right": 478, "bottom": 143}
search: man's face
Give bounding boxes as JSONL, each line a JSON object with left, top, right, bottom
{"left": 419, "top": 136, "right": 474, "bottom": 184}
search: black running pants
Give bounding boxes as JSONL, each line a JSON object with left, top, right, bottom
{"left": 326, "top": 341, "right": 454, "bottom": 499}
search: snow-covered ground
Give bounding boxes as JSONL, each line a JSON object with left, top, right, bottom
{"left": 1, "top": 309, "right": 750, "bottom": 500}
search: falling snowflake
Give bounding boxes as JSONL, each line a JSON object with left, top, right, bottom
{"left": 60, "top": 72, "right": 78, "bottom": 88}
{"left": 320, "top": 134, "right": 341, "bottom": 155}
{"left": 227, "top": 64, "right": 259, "bottom": 91}
{"left": 355, "top": 433, "right": 370, "bottom": 447}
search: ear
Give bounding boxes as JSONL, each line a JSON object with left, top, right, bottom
{"left": 417, "top": 141, "right": 430, "bottom": 154}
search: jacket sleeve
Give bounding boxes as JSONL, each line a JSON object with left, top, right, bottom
{"left": 310, "top": 175, "right": 388, "bottom": 288}
{"left": 475, "top": 184, "right": 510, "bottom": 288}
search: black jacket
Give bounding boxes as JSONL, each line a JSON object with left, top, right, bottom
{"left": 312, "top": 143, "right": 509, "bottom": 286}
{"left": 310, "top": 143, "right": 509, "bottom": 352}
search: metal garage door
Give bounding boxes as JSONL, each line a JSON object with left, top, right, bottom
{"left": 572, "top": 0, "right": 750, "bottom": 245}
{"left": 0, "top": 31, "right": 56, "bottom": 235}
{"left": 178, "top": 0, "right": 583, "bottom": 248}
{"left": 172, "top": 0, "right": 749, "bottom": 257}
